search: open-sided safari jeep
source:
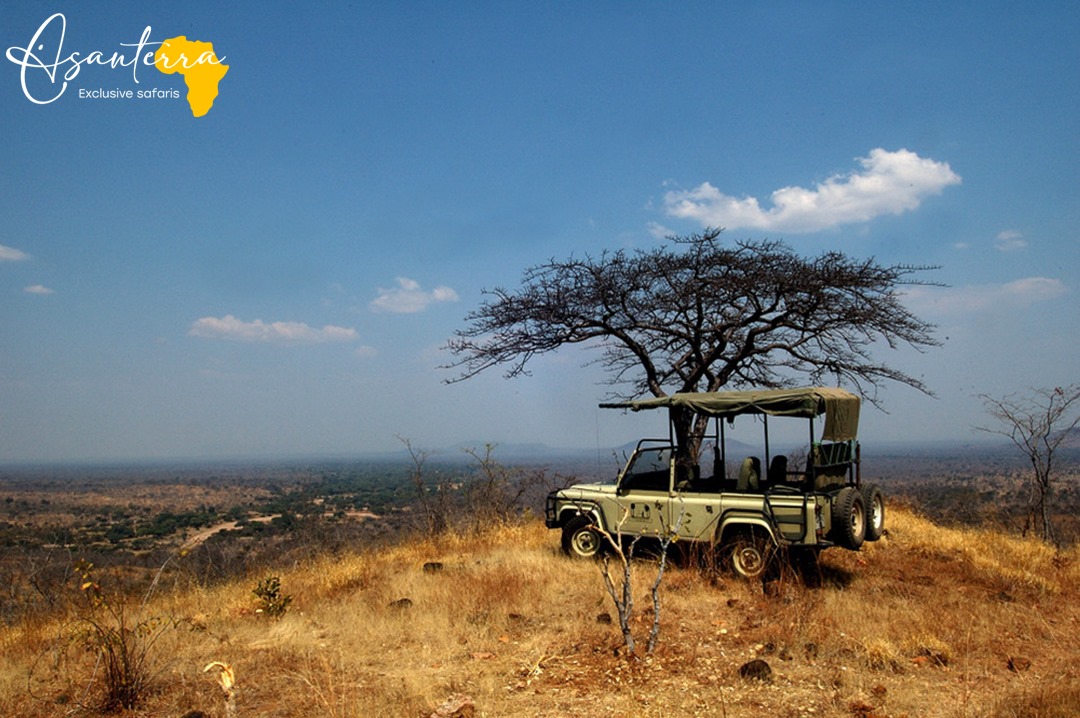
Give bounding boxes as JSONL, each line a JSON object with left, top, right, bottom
{"left": 544, "top": 387, "right": 884, "bottom": 579}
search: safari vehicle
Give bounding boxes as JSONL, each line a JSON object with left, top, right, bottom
{"left": 544, "top": 387, "right": 885, "bottom": 578}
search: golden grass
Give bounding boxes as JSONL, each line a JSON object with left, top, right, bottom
{"left": 2, "top": 508, "right": 1078, "bottom": 717}
{"left": 884, "top": 508, "right": 1071, "bottom": 595}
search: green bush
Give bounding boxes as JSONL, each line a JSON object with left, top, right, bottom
{"left": 252, "top": 575, "right": 292, "bottom": 618}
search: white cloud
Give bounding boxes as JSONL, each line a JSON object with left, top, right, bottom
{"left": 354, "top": 345, "right": 378, "bottom": 358}
{"left": 994, "top": 230, "right": 1028, "bottom": 252}
{"left": 663, "top": 148, "right": 961, "bottom": 233}
{"left": 902, "top": 277, "right": 1067, "bottom": 315}
{"left": 24, "top": 284, "right": 54, "bottom": 295}
{"left": 370, "top": 277, "right": 459, "bottom": 314}
{"left": 1, "top": 244, "right": 30, "bottom": 261}
{"left": 189, "top": 315, "right": 359, "bottom": 344}
{"left": 646, "top": 221, "right": 674, "bottom": 239}
{"left": 1000, "top": 276, "right": 1065, "bottom": 303}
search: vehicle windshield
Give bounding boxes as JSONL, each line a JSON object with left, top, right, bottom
{"left": 618, "top": 446, "right": 672, "bottom": 492}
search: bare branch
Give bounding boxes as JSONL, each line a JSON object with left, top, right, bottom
{"left": 444, "top": 229, "right": 940, "bottom": 456}
{"left": 976, "top": 384, "right": 1080, "bottom": 543}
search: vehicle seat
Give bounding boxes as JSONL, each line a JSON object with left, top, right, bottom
{"left": 767, "top": 455, "right": 789, "bottom": 486}
{"left": 736, "top": 456, "right": 760, "bottom": 492}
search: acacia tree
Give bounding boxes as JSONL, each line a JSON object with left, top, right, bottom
{"left": 445, "top": 229, "right": 939, "bottom": 457}
{"left": 977, "top": 385, "right": 1080, "bottom": 544}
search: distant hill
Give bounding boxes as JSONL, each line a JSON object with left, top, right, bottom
{"left": 1062, "top": 427, "right": 1080, "bottom": 448}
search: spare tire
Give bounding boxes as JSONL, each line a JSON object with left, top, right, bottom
{"left": 861, "top": 483, "right": 885, "bottom": 542}
{"left": 832, "top": 487, "right": 866, "bottom": 550}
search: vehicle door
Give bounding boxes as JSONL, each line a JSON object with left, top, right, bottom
{"left": 615, "top": 445, "right": 672, "bottom": 537}
{"left": 669, "top": 455, "right": 722, "bottom": 541}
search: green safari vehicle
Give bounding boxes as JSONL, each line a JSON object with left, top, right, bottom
{"left": 544, "top": 387, "right": 885, "bottom": 578}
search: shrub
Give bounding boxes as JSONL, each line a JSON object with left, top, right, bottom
{"left": 33, "top": 559, "right": 177, "bottom": 713}
{"left": 252, "top": 575, "right": 292, "bottom": 618}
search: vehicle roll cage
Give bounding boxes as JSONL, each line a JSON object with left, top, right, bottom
{"left": 601, "top": 386, "right": 862, "bottom": 490}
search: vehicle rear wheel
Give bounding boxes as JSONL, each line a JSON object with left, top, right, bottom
{"left": 721, "top": 530, "right": 773, "bottom": 580}
{"left": 861, "top": 484, "right": 885, "bottom": 542}
{"left": 561, "top": 515, "right": 603, "bottom": 559}
{"left": 832, "top": 487, "right": 866, "bottom": 550}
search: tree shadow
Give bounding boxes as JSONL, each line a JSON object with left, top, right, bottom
{"left": 764, "top": 547, "right": 858, "bottom": 591}
{"left": 632, "top": 541, "right": 858, "bottom": 590}
{"left": 801, "top": 553, "right": 857, "bottom": 589}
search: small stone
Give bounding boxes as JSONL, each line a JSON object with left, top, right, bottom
{"left": 389, "top": 597, "right": 413, "bottom": 609}
{"left": 848, "top": 700, "right": 875, "bottom": 717}
{"left": 423, "top": 562, "right": 445, "bottom": 573}
{"left": 596, "top": 612, "right": 612, "bottom": 624}
{"left": 429, "top": 693, "right": 475, "bottom": 718}
{"left": 738, "top": 659, "right": 772, "bottom": 682}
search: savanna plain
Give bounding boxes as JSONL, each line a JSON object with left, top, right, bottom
{"left": 0, "top": 446, "right": 1078, "bottom": 718}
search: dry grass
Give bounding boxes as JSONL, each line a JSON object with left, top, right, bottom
{"left": 2, "top": 507, "right": 1078, "bottom": 717}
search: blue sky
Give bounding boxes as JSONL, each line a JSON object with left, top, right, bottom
{"left": 1, "top": 2, "right": 1077, "bottom": 462}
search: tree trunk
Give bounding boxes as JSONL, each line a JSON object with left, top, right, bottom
{"left": 670, "top": 406, "right": 704, "bottom": 476}
{"left": 1038, "top": 478, "right": 1055, "bottom": 544}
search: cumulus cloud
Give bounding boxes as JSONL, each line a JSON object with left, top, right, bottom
{"left": 994, "top": 230, "right": 1028, "bottom": 252}
{"left": 1, "top": 244, "right": 30, "bottom": 261}
{"left": 189, "top": 315, "right": 359, "bottom": 344}
{"left": 902, "top": 277, "right": 1066, "bottom": 315}
{"left": 24, "top": 284, "right": 54, "bottom": 295}
{"left": 370, "top": 277, "right": 459, "bottom": 314}
{"left": 663, "top": 148, "right": 961, "bottom": 233}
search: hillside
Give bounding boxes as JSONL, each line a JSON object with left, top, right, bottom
{"left": 1, "top": 506, "right": 1077, "bottom": 718}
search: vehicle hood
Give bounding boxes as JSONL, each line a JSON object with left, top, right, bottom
{"left": 558, "top": 483, "right": 618, "bottom": 500}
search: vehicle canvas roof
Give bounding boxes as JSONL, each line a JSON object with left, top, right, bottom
{"left": 601, "top": 386, "right": 860, "bottom": 441}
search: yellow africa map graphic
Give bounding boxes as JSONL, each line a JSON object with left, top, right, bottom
{"left": 154, "top": 37, "right": 229, "bottom": 117}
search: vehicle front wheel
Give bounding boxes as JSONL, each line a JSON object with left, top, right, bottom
{"left": 561, "top": 515, "right": 603, "bottom": 559}
{"left": 721, "top": 531, "right": 773, "bottom": 580}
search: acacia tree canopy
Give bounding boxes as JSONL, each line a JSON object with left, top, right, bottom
{"left": 444, "top": 230, "right": 939, "bottom": 452}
